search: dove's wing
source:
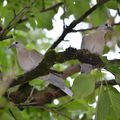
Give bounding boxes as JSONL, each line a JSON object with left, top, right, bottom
{"left": 40, "top": 73, "right": 73, "bottom": 97}
{"left": 29, "top": 50, "right": 73, "bottom": 96}
{"left": 29, "top": 49, "right": 44, "bottom": 66}
{"left": 80, "top": 26, "right": 110, "bottom": 73}
{"left": 15, "top": 43, "right": 73, "bottom": 97}
{"left": 81, "top": 31, "right": 106, "bottom": 55}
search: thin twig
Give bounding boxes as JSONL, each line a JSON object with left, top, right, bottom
{"left": 95, "top": 79, "right": 117, "bottom": 88}
{"left": 9, "top": 108, "right": 17, "bottom": 120}
{"left": 0, "top": 6, "right": 30, "bottom": 37}
{"left": 41, "top": 0, "right": 45, "bottom": 11}
{"left": 71, "top": 22, "right": 120, "bottom": 32}
{"left": 0, "top": 35, "right": 13, "bottom": 41}
{"left": 71, "top": 26, "right": 97, "bottom": 32}
{"left": 117, "top": 8, "right": 120, "bottom": 16}
{"left": 40, "top": 2, "right": 64, "bottom": 12}
{"left": 16, "top": 103, "right": 72, "bottom": 120}
{"left": 63, "top": 0, "right": 66, "bottom": 30}
{"left": 57, "top": 99, "right": 74, "bottom": 110}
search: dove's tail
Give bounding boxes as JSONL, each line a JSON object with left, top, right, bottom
{"left": 40, "top": 73, "right": 73, "bottom": 97}
{"left": 80, "top": 63, "right": 93, "bottom": 73}
{"left": 61, "top": 87, "right": 73, "bottom": 97}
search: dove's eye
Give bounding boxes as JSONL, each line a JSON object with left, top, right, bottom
{"left": 105, "top": 23, "right": 108, "bottom": 27}
{"left": 15, "top": 42, "right": 18, "bottom": 44}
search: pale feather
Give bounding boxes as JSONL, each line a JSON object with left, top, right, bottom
{"left": 81, "top": 26, "right": 110, "bottom": 73}
{"left": 16, "top": 45, "right": 73, "bottom": 96}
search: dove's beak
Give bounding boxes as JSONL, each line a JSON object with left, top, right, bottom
{"left": 8, "top": 43, "right": 16, "bottom": 49}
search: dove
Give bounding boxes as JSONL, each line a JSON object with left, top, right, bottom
{"left": 80, "top": 23, "right": 113, "bottom": 73}
{"left": 9, "top": 41, "right": 73, "bottom": 97}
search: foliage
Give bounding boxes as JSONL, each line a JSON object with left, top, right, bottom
{"left": 0, "top": 0, "right": 120, "bottom": 120}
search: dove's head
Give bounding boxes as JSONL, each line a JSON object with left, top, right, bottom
{"left": 97, "top": 23, "right": 113, "bottom": 31}
{"left": 9, "top": 41, "right": 25, "bottom": 49}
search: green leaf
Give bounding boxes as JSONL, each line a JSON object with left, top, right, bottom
{"left": 29, "top": 18, "right": 36, "bottom": 29}
{"left": 35, "top": 11, "right": 55, "bottom": 30}
{"left": 103, "top": 46, "right": 110, "bottom": 54}
{"left": 105, "top": 62, "right": 120, "bottom": 84}
{"left": 117, "top": 0, "right": 120, "bottom": 3}
{"left": 9, "top": 102, "right": 26, "bottom": 120}
{"left": 42, "top": 111, "right": 50, "bottom": 120}
{"left": 62, "top": 99, "right": 89, "bottom": 111}
{"left": 106, "top": 0, "right": 118, "bottom": 9}
{"left": 0, "top": 112, "right": 13, "bottom": 120}
{"left": 85, "top": 91, "right": 96, "bottom": 104}
{"left": 116, "top": 74, "right": 120, "bottom": 84}
{"left": 96, "top": 86, "right": 120, "bottom": 120}
{"left": 91, "top": 69, "right": 105, "bottom": 81}
{"left": 96, "top": 87, "right": 110, "bottom": 120}
{"left": 117, "top": 40, "right": 120, "bottom": 48}
{"left": 107, "top": 87, "right": 120, "bottom": 119}
{"left": 105, "top": 63, "right": 120, "bottom": 74}
{"left": 29, "top": 79, "right": 45, "bottom": 90}
{"left": 65, "top": 0, "right": 90, "bottom": 19}
{"left": 89, "top": 6, "right": 108, "bottom": 26}
{"left": 72, "top": 74, "right": 95, "bottom": 99}
{"left": 15, "top": 23, "right": 29, "bottom": 31}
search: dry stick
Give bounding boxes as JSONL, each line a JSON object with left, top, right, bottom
{"left": 62, "top": 64, "right": 80, "bottom": 79}
{"left": 49, "top": 0, "right": 110, "bottom": 50}
{"left": 63, "top": 65, "right": 117, "bottom": 88}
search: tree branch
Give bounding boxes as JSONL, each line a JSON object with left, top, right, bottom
{"left": 40, "top": 2, "right": 64, "bottom": 12}
{"left": 95, "top": 79, "right": 117, "bottom": 88}
{"left": 8, "top": 46, "right": 120, "bottom": 105}
{"left": 49, "top": 0, "right": 110, "bottom": 49}
{"left": 9, "top": 48, "right": 103, "bottom": 88}
{"left": 71, "top": 22, "right": 120, "bottom": 32}
{"left": 9, "top": 70, "right": 117, "bottom": 106}
{"left": 0, "top": 35, "right": 13, "bottom": 41}
{"left": 16, "top": 103, "right": 72, "bottom": 120}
